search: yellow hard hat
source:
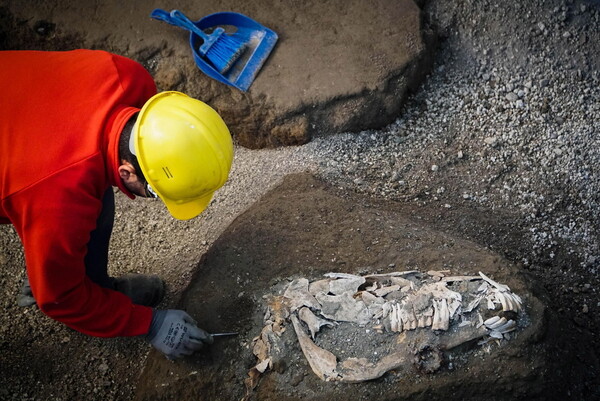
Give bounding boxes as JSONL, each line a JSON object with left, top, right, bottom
{"left": 131, "top": 91, "right": 234, "bottom": 220}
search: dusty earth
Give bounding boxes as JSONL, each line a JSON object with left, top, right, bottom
{"left": 1, "top": 0, "right": 600, "bottom": 401}
{"left": 0, "top": 0, "right": 434, "bottom": 148}
{"left": 134, "top": 173, "right": 548, "bottom": 401}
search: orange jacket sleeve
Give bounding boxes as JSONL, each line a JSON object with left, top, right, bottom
{"left": 0, "top": 50, "right": 157, "bottom": 337}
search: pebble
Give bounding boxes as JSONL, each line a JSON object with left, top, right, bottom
{"left": 484, "top": 137, "right": 498, "bottom": 146}
{"left": 506, "top": 92, "right": 519, "bottom": 102}
{"left": 98, "top": 363, "right": 109, "bottom": 374}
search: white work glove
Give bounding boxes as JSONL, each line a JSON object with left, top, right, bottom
{"left": 146, "top": 309, "right": 213, "bottom": 359}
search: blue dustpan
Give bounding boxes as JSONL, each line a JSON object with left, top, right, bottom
{"left": 151, "top": 10, "right": 278, "bottom": 91}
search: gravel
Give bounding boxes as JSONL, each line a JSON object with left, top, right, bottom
{"left": 1, "top": 0, "right": 599, "bottom": 399}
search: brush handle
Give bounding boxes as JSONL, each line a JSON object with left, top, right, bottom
{"left": 150, "top": 8, "right": 223, "bottom": 54}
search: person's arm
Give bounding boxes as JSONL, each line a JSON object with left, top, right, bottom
{"left": 8, "top": 157, "right": 152, "bottom": 337}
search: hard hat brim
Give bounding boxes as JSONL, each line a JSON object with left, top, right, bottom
{"left": 163, "top": 191, "right": 215, "bottom": 221}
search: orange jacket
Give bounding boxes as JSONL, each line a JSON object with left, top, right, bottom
{"left": 0, "top": 50, "right": 157, "bottom": 337}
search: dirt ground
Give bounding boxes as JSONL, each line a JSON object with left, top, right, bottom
{"left": 1, "top": 0, "right": 600, "bottom": 401}
{"left": 133, "top": 173, "right": 549, "bottom": 401}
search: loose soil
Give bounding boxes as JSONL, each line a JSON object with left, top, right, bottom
{"left": 134, "top": 173, "right": 551, "bottom": 401}
{"left": 1, "top": 0, "right": 599, "bottom": 401}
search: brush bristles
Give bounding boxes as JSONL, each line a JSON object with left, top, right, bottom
{"left": 207, "top": 34, "right": 247, "bottom": 74}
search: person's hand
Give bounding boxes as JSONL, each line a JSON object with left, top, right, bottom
{"left": 146, "top": 309, "right": 213, "bottom": 359}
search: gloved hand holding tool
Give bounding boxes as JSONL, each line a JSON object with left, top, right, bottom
{"left": 147, "top": 309, "right": 214, "bottom": 359}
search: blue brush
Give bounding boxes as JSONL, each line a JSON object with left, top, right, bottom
{"left": 151, "top": 9, "right": 247, "bottom": 74}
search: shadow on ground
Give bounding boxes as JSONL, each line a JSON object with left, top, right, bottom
{"left": 132, "top": 173, "right": 594, "bottom": 401}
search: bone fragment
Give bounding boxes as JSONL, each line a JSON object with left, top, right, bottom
{"left": 255, "top": 358, "right": 271, "bottom": 373}
{"left": 423, "top": 306, "right": 434, "bottom": 317}
{"left": 441, "top": 275, "right": 481, "bottom": 283}
{"left": 374, "top": 285, "right": 401, "bottom": 297}
{"left": 486, "top": 317, "right": 507, "bottom": 330}
{"left": 476, "top": 312, "right": 484, "bottom": 328}
{"left": 400, "top": 285, "right": 412, "bottom": 293}
{"left": 336, "top": 352, "right": 408, "bottom": 383}
{"left": 364, "top": 271, "right": 420, "bottom": 278}
{"left": 389, "top": 277, "right": 412, "bottom": 287}
{"left": 284, "top": 279, "right": 321, "bottom": 311}
{"left": 329, "top": 276, "right": 366, "bottom": 295}
{"left": 447, "top": 298, "right": 461, "bottom": 319}
{"left": 483, "top": 315, "right": 501, "bottom": 327}
{"left": 507, "top": 293, "right": 523, "bottom": 311}
{"left": 511, "top": 292, "right": 523, "bottom": 305}
{"left": 399, "top": 304, "right": 417, "bottom": 330}
{"left": 315, "top": 292, "right": 371, "bottom": 325}
{"left": 252, "top": 325, "right": 274, "bottom": 361}
{"left": 382, "top": 302, "right": 392, "bottom": 318}
{"left": 442, "top": 324, "right": 489, "bottom": 349}
{"left": 432, "top": 299, "right": 450, "bottom": 331}
{"left": 463, "top": 295, "right": 483, "bottom": 313}
{"left": 361, "top": 290, "right": 384, "bottom": 307}
{"left": 432, "top": 299, "right": 442, "bottom": 330}
{"left": 291, "top": 314, "right": 338, "bottom": 381}
{"left": 390, "top": 304, "right": 399, "bottom": 332}
{"left": 362, "top": 291, "right": 384, "bottom": 318}
{"left": 299, "top": 307, "right": 336, "bottom": 339}
{"left": 489, "top": 330, "right": 504, "bottom": 339}
{"left": 439, "top": 299, "right": 450, "bottom": 330}
{"left": 427, "top": 270, "right": 450, "bottom": 278}
{"left": 494, "top": 291, "right": 508, "bottom": 311}
{"left": 243, "top": 367, "right": 262, "bottom": 401}
{"left": 479, "top": 271, "right": 511, "bottom": 292}
{"left": 324, "top": 272, "right": 363, "bottom": 280}
{"left": 493, "top": 319, "right": 516, "bottom": 334}
{"left": 309, "top": 279, "right": 331, "bottom": 296}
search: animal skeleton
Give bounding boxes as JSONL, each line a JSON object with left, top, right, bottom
{"left": 246, "top": 269, "right": 526, "bottom": 387}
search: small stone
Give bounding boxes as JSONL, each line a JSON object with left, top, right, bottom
{"left": 431, "top": 165, "right": 439, "bottom": 172}
{"left": 457, "top": 150, "right": 464, "bottom": 159}
{"left": 98, "top": 363, "right": 109, "bottom": 374}
{"left": 506, "top": 92, "right": 519, "bottom": 102}
{"left": 484, "top": 137, "right": 498, "bottom": 146}
{"left": 563, "top": 31, "right": 571, "bottom": 38}
{"left": 582, "top": 304, "right": 589, "bottom": 313}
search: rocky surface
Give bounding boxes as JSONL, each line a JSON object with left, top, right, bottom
{"left": 1, "top": 0, "right": 599, "bottom": 400}
{"left": 0, "top": 0, "right": 434, "bottom": 148}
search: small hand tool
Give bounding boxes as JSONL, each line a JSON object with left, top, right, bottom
{"left": 211, "top": 332, "right": 238, "bottom": 337}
